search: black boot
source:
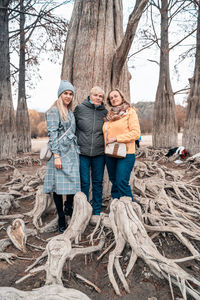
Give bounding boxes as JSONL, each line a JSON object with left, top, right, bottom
{"left": 64, "top": 194, "right": 74, "bottom": 217}
{"left": 53, "top": 193, "right": 66, "bottom": 233}
{"left": 58, "top": 216, "right": 66, "bottom": 233}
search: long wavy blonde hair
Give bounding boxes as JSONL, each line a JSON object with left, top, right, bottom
{"left": 50, "top": 95, "right": 73, "bottom": 122}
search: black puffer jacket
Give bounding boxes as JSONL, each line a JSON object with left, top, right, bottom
{"left": 74, "top": 98, "right": 107, "bottom": 156}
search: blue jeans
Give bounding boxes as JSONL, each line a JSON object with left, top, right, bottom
{"left": 80, "top": 154, "right": 105, "bottom": 215}
{"left": 105, "top": 154, "right": 136, "bottom": 201}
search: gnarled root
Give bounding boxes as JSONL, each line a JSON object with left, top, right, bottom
{"left": 25, "top": 185, "right": 54, "bottom": 229}
{"left": 46, "top": 236, "right": 72, "bottom": 285}
{"left": 45, "top": 191, "right": 94, "bottom": 285}
{"left": 0, "top": 284, "right": 91, "bottom": 299}
{"left": 108, "top": 197, "right": 200, "bottom": 299}
{"left": 7, "top": 219, "right": 27, "bottom": 252}
{"left": 63, "top": 191, "right": 92, "bottom": 242}
{"left": 0, "top": 194, "right": 14, "bottom": 215}
{"left": 0, "top": 252, "right": 17, "bottom": 264}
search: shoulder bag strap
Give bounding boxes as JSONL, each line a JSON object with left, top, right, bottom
{"left": 57, "top": 121, "right": 72, "bottom": 142}
{"left": 104, "top": 122, "right": 108, "bottom": 143}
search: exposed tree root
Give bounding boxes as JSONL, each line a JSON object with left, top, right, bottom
{"left": 1, "top": 150, "right": 200, "bottom": 298}
{"left": 108, "top": 197, "right": 200, "bottom": 299}
{"left": 22, "top": 192, "right": 104, "bottom": 287}
{"left": 7, "top": 156, "right": 42, "bottom": 167}
{"left": 0, "top": 252, "right": 17, "bottom": 264}
{"left": 25, "top": 185, "right": 54, "bottom": 229}
{"left": 75, "top": 273, "right": 101, "bottom": 293}
{"left": 0, "top": 193, "right": 14, "bottom": 215}
{"left": 45, "top": 191, "right": 97, "bottom": 285}
{"left": 38, "top": 217, "right": 58, "bottom": 233}
{"left": 7, "top": 219, "right": 27, "bottom": 252}
{"left": 0, "top": 284, "right": 91, "bottom": 299}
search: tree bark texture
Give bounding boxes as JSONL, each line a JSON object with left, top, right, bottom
{"left": 16, "top": 0, "right": 31, "bottom": 153}
{"left": 182, "top": 1, "right": 200, "bottom": 155}
{"left": 152, "top": 0, "right": 178, "bottom": 148}
{"left": 0, "top": 0, "right": 17, "bottom": 159}
{"left": 61, "top": 0, "right": 147, "bottom": 106}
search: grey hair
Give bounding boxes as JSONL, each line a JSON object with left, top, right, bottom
{"left": 90, "top": 86, "right": 105, "bottom": 97}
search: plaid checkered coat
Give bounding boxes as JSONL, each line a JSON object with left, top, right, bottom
{"left": 43, "top": 106, "right": 80, "bottom": 195}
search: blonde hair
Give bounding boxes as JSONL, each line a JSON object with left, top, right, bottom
{"left": 90, "top": 86, "right": 105, "bottom": 97}
{"left": 50, "top": 95, "right": 73, "bottom": 122}
{"left": 107, "top": 88, "right": 130, "bottom": 107}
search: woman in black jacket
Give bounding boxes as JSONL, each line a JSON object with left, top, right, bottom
{"left": 74, "top": 86, "right": 107, "bottom": 223}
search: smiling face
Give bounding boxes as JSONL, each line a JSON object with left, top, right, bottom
{"left": 109, "top": 90, "right": 123, "bottom": 107}
{"left": 61, "top": 90, "right": 73, "bottom": 107}
{"left": 90, "top": 92, "right": 104, "bottom": 106}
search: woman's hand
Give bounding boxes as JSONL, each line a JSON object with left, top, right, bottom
{"left": 54, "top": 156, "right": 62, "bottom": 169}
{"left": 106, "top": 137, "right": 117, "bottom": 144}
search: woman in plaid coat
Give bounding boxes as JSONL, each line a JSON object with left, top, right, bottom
{"left": 43, "top": 80, "right": 80, "bottom": 233}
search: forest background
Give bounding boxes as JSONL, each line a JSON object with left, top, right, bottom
{"left": 1, "top": 0, "right": 199, "bottom": 158}
{"left": 8, "top": 0, "right": 195, "bottom": 138}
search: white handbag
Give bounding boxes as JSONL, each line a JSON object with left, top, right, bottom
{"left": 40, "top": 122, "right": 72, "bottom": 161}
{"left": 105, "top": 142, "right": 127, "bottom": 158}
{"left": 104, "top": 123, "right": 127, "bottom": 158}
{"left": 40, "top": 142, "right": 52, "bottom": 161}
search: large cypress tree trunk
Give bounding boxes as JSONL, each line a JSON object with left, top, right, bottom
{"left": 182, "top": 1, "right": 200, "bottom": 155}
{"left": 16, "top": 0, "right": 31, "bottom": 153}
{"left": 152, "top": 0, "right": 177, "bottom": 148}
{"left": 61, "top": 0, "right": 148, "bottom": 106}
{"left": 0, "top": 0, "right": 17, "bottom": 159}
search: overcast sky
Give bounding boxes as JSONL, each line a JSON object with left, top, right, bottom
{"left": 12, "top": 0, "right": 195, "bottom": 112}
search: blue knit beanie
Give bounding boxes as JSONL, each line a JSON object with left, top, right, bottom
{"left": 58, "top": 80, "right": 75, "bottom": 97}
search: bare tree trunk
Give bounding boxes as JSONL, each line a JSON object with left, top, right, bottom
{"left": 61, "top": 0, "right": 148, "bottom": 106}
{"left": 112, "top": 0, "right": 148, "bottom": 87}
{"left": 182, "top": 1, "right": 200, "bottom": 155}
{"left": 0, "top": 0, "right": 17, "bottom": 159}
{"left": 16, "top": 0, "right": 31, "bottom": 153}
{"left": 152, "top": 0, "right": 177, "bottom": 148}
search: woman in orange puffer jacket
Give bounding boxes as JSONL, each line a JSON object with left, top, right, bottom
{"left": 103, "top": 89, "right": 141, "bottom": 201}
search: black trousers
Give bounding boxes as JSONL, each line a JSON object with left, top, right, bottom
{"left": 53, "top": 193, "right": 74, "bottom": 218}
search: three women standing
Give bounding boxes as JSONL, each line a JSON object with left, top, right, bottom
{"left": 43, "top": 83, "right": 140, "bottom": 232}
{"left": 103, "top": 89, "right": 140, "bottom": 201}
{"left": 43, "top": 80, "right": 80, "bottom": 233}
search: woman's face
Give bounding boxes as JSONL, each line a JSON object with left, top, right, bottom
{"left": 109, "top": 90, "right": 123, "bottom": 107}
{"left": 61, "top": 90, "right": 73, "bottom": 107}
{"left": 90, "top": 92, "right": 104, "bottom": 106}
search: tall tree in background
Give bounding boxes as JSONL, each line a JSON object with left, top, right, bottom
{"left": 61, "top": 0, "right": 148, "bottom": 106}
{"left": 182, "top": 1, "right": 200, "bottom": 155}
{"left": 8, "top": 0, "right": 68, "bottom": 153}
{"left": 0, "top": 0, "right": 17, "bottom": 159}
{"left": 16, "top": 0, "right": 31, "bottom": 153}
{"left": 152, "top": 0, "right": 178, "bottom": 148}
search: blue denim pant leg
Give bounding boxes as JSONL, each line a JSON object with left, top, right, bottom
{"left": 80, "top": 155, "right": 91, "bottom": 200}
{"left": 91, "top": 155, "right": 105, "bottom": 215}
{"left": 105, "top": 156, "right": 120, "bottom": 199}
{"left": 106, "top": 154, "right": 136, "bottom": 201}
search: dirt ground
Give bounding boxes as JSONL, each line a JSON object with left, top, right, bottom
{"left": 0, "top": 142, "right": 199, "bottom": 300}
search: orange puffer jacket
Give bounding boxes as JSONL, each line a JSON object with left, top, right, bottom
{"left": 103, "top": 107, "right": 141, "bottom": 154}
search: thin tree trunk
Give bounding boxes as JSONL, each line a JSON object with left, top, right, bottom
{"left": 112, "top": 0, "right": 148, "bottom": 87}
{"left": 0, "top": 0, "right": 17, "bottom": 159}
{"left": 152, "top": 0, "right": 177, "bottom": 148}
{"left": 61, "top": 0, "right": 132, "bottom": 106}
{"left": 16, "top": 0, "right": 31, "bottom": 153}
{"left": 182, "top": 1, "right": 200, "bottom": 155}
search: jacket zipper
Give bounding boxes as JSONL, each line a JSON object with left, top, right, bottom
{"left": 90, "top": 107, "right": 96, "bottom": 156}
